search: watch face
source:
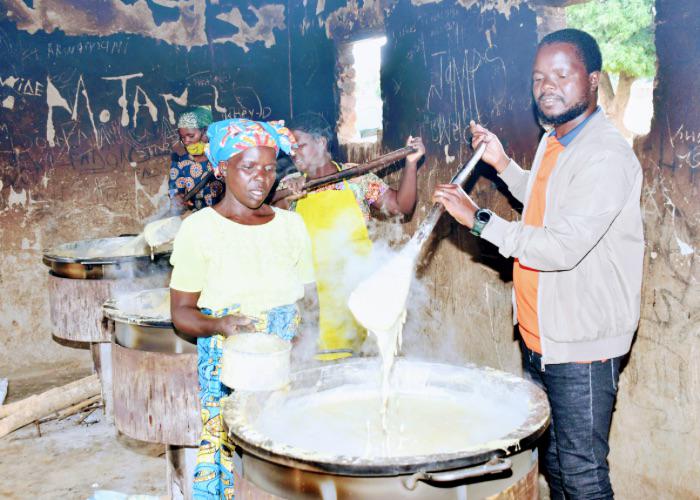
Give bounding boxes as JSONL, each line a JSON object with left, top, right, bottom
{"left": 476, "top": 210, "right": 491, "bottom": 223}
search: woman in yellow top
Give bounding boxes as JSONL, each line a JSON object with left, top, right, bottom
{"left": 278, "top": 113, "right": 425, "bottom": 360}
{"left": 169, "top": 118, "right": 316, "bottom": 499}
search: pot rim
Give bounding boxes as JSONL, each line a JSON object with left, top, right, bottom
{"left": 42, "top": 236, "right": 171, "bottom": 266}
{"left": 223, "top": 358, "right": 550, "bottom": 476}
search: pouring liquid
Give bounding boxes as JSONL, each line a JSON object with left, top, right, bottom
{"left": 347, "top": 240, "right": 420, "bottom": 433}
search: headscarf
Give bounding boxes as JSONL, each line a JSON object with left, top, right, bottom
{"left": 205, "top": 119, "right": 296, "bottom": 175}
{"left": 177, "top": 106, "right": 213, "bottom": 129}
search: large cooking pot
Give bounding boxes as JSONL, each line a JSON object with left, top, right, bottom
{"left": 102, "top": 288, "right": 195, "bottom": 353}
{"left": 103, "top": 288, "right": 200, "bottom": 446}
{"left": 223, "top": 358, "right": 550, "bottom": 499}
{"left": 103, "top": 287, "right": 200, "bottom": 499}
{"left": 43, "top": 235, "right": 171, "bottom": 279}
{"left": 42, "top": 237, "right": 172, "bottom": 344}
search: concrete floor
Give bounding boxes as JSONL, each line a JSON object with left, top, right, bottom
{"left": 0, "top": 367, "right": 167, "bottom": 500}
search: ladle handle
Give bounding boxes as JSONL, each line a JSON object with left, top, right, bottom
{"left": 402, "top": 456, "right": 511, "bottom": 490}
{"left": 411, "top": 142, "right": 487, "bottom": 249}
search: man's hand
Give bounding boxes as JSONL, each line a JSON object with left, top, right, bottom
{"left": 217, "top": 314, "right": 258, "bottom": 337}
{"left": 432, "top": 183, "right": 480, "bottom": 229}
{"left": 406, "top": 136, "right": 425, "bottom": 164}
{"left": 469, "top": 120, "right": 510, "bottom": 174}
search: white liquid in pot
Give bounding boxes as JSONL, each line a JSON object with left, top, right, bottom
{"left": 255, "top": 384, "right": 529, "bottom": 458}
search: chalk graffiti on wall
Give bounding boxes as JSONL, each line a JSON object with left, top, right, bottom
{"left": 381, "top": 1, "right": 536, "bottom": 165}
{"left": 0, "top": 68, "right": 277, "bottom": 185}
{"left": 668, "top": 123, "right": 700, "bottom": 169}
{"left": 425, "top": 47, "right": 507, "bottom": 147}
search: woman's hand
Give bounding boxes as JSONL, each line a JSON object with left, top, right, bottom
{"left": 279, "top": 173, "right": 306, "bottom": 197}
{"left": 170, "top": 193, "right": 193, "bottom": 214}
{"left": 406, "top": 136, "right": 425, "bottom": 165}
{"left": 217, "top": 314, "right": 258, "bottom": 337}
{"left": 469, "top": 121, "right": 510, "bottom": 173}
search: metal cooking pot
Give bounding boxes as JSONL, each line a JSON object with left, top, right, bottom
{"left": 104, "top": 288, "right": 200, "bottom": 447}
{"left": 43, "top": 236, "right": 171, "bottom": 279}
{"left": 222, "top": 358, "right": 550, "bottom": 499}
{"left": 102, "top": 288, "right": 195, "bottom": 354}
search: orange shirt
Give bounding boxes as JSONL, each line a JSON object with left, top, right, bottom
{"left": 513, "top": 136, "right": 565, "bottom": 354}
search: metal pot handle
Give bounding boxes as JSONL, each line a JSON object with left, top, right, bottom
{"left": 402, "top": 457, "right": 512, "bottom": 490}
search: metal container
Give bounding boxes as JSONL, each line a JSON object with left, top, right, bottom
{"left": 105, "top": 287, "right": 201, "bottom": 499}
{"left": 103, "top": 288, "right": 195, "bottom": 353}
{"left": 42, "top": 236, "right": 171, "bottom": 343}
{"left": 43, "top": 235, "right": 171, "bottom": 280}
{"left": 221, "top": 334, "right": 291, "bottom": 391}
{"left": 103, "top": 288, "right": 200, "bottom": 446}
{"left": 222, "top": 358, "right": 550, "bottom": 499}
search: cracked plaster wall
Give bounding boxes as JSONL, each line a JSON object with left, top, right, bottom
{"left": 0, "top": 1, "right": 697, "bottom": 496}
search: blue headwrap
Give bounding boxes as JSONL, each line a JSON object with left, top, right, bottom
{"left": 205, "top": 119, "right": 296, "bottom": 175}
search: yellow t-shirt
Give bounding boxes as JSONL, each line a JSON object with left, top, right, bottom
{"left": 169, "top": 206, "right": 315, "bottom": 315}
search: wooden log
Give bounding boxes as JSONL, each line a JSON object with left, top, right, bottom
{"left": 0, "top": 374, "right": 100, "bottom": 438}
{"left": 271, "top": 146, "right": 416, "bottom": 203}
{"left": 0, "top": 375, "right": 98, "bottom": 419}
{"left": 112, "top": 341, "right": 200, "bottom": 446}
{"left": 47, "top": 273, "right": 169, "bottom": 343}
{"left": 57, "top": 394, "right": 102, "bottom": 420}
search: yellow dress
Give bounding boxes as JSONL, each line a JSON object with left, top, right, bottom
{"left": 295, "top": 165, "right": 385, "bottom": 360}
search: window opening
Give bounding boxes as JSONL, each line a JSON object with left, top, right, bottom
{"left": 337, "top": 35, "right": 387, "bottom": 145}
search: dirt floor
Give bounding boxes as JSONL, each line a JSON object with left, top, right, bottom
{"left": 0, "top": 367, "right": 167, "bottom": 500}
{"left": 1, "top": 365, "right": 552, "bottom": 500}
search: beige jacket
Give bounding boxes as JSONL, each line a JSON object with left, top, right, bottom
{"left": 481, "top": 111, "right": 644, "bottom": 364}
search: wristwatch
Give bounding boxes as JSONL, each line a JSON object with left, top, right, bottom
{"left": 470, "top": 208, "right": 493, "bottom": 237}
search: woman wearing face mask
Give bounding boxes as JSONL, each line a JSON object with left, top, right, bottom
{"left": 169, "top": 106, "right": 225, "bottom": 212}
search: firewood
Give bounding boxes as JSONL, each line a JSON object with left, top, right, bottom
{"left": 57, "top": 394, "right": 103, "bottom": 420}
{"left": 0, "top": 374, "right": 100, "bottom": 438}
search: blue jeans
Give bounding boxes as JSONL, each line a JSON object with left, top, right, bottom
{"left": 522, "top": 342, "right": 622, "bottom": 499}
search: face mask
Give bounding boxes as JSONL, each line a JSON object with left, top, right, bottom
{"left": 186, "top": 142, "right": 206, "bottom": 156}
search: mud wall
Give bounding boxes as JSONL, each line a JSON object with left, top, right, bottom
{"left": 0, "top": 0, "right": 338, "bottom": 373}
{"left": 381, "top": 0, "right": 539, "bottom": 373}
{"left": 0, "top": 1, "right": 697, "bottom": 497}
{"left": 607, "top": 0, "right": 700, "bottom": 495}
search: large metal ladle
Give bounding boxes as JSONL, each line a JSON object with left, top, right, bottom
{"left": 411, "top": 142, "right": 487, "bottom": 252}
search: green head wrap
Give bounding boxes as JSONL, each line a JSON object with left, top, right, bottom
{"left": 177, "top": 106, "right": 213, "bottom": 129}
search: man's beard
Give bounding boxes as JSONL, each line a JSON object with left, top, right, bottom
{"left": 536, "top": 97, "right": 590, "bottom": 126}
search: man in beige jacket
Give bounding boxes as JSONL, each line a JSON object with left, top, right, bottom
{"left": 433, "top": 29, "right": 643, "bottom": 499}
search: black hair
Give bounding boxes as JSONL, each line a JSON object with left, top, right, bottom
{"left": 288, "top": 112, "right": 333, "bottom": 141}
{"left": 287, "top": 112, "right": 340, "bottom": 157}
{"left": 539, "top": 28, "right": 602, "bottom": 74}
